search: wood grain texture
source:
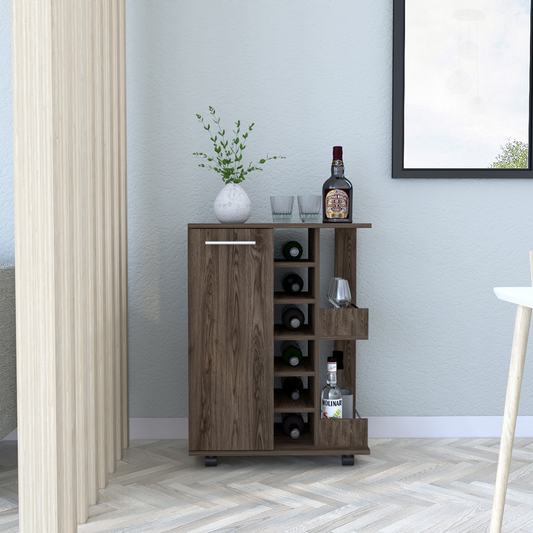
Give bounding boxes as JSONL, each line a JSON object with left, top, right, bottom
{"left": 334, "top": 229, "right": 358, "bottom": 395}
{"left": 273, "top": 389, "right": 314, "bottom": 412}
{"left": 118, "top": 0, "right": 129, "bottom": 453}
{"left": 273, "top": 324, "right": 315, "bottom": 339}
{"left": 101, "top": 0, "right": 116, "bottom": 476}
{"left": 490, "top": 305, "right": 532, "bottom": 533}
{"left": 188, "top": 223, "right": 373, "bottom": 229}
{"left": 12, "top": 1, "right": 128, "bottom": 530}
{"left": 93, "top": 0, "right": 108, "bottom": 492}
{"left": 273, "top": 357, "right": 314, "bottom": 376}
{"left": 317, "top": 418, "right": 369, "bottom": 449}
{"left": 319, "top": 308, "right": 369, "bottom": 339}
{"left": 111, "top": 0, "right": 122, "bottom": 462}
{"left": 4, "top": 439, "right": 533, "bottom": 532}
{"left": 308, "top": 229, "right": 321, "bottom": 445}
{"left": 188, "top": 229, "right": 274, "bottom": 452}
{"left": 82, "top": 0, "right": 99, "bottom": 507}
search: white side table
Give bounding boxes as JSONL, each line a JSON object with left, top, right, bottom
{"left": 490, "top": 284, "right": 533, "bottom": 532}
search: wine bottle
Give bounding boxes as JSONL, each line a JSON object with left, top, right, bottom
{"left": 321, "top": 358, "right": 343, "bottom": 419}
{"left": 282, "top": 273, "right": 304, "bottom": 294}
{"left": 282, "top": 413, "right": 305, "bottom": 439}
{"left": 282, "top": 306, "right": 304, "bottom": 330}
{"left": 282, "top": 377, "right": 304, "bottom": 400}
{"left": 322, "top": 146, "right": 353, "bottom": 223}
{"left": 282, "top": 241, "right": 303, "bottom": 260}
{"left": 281, "top": 341, "right": 302, "bottom": 366}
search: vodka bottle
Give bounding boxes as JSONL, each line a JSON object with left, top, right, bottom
{"left": 321, "top": 359, "right": 343, "bottom": 419}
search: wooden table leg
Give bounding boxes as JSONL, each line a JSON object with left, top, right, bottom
{"left": 490, "top": 304, "right": 532, "bottom": 533}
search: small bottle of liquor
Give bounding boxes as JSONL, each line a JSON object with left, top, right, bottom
{"left": 322, "top": 146, "right": 353, "bottom": 223}
{"left": 321, "top": 358, "right": 343, "bottom": 419}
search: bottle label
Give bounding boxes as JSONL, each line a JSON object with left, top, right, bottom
{"left": 289, "top": 356, "right": 299, "bottom": 366}
{"left": 321, "top": 398, "right": 343, "bottom": 419}
{"left": 290, "top": 317, "right": 301, "bottom": 329}
{"left": 332, "top": 159, "right": 344, "bottom": 167}
{"left": 325, "top": 189, "right": 349, "bottom": 219}
{"left": 289, "top": 247, "right": 299, "bottom": 257}
{"left": 327, "top": 362, "right": 337, "bottom": 373}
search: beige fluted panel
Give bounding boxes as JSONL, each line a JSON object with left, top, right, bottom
{"left": 72, "top": 0, "right": 90, "bottom": 524}
{"left": 111, "top": 1, "right": 123, "bottom": 460}
{"left": 13, "top": 0, "right": 128, "bottom": 530}
{"left": 82, "top": 0, "right": 99, "bottom": 506}
{"left": 93, "top": 0, "right": 109, "bottom": 490}
{"left": 118, "top": 0, "right": 130, "bottom": 449}
{"left": 13, "top": 0, "right": 78, "bottom": 530}
{"left": 102, "top": 0, "right": 117, "bottom": 474}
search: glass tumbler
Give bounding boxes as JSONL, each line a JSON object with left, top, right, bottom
{"left": 270, "top": 196, "right": 294, "bottom": 222}
{"left": 297, "top": 195, "right": 321, "bottom": 222}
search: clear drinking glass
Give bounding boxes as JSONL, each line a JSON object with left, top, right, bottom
{"left": 327, "top": 277, "right": 352, "bottom": 308}
{"left": 270, "top": 196, "right": 294, "bottom": 222}
{"left": 297, "top": 195, "right": 321, "bottom": 222}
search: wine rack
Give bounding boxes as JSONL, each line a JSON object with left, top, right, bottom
{"left": 188, "top": 222, "right": 371, "bottom": 465}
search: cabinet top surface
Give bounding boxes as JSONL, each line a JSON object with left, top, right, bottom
{"left": 188, "top": 222, "right": 372, "bottom": 229}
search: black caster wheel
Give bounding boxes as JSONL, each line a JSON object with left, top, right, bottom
{"left": 341, "top": 455, "right": 354, "bottom": 466}
{"left": 205, "top": 456, "right": 218, "bottom": 467}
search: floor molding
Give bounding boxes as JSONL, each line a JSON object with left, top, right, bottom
{"left": 4, "top": 416, "right": 533, "bottom": 442}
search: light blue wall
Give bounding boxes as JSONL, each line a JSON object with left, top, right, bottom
{"left": 1, "top": 1, "right": 532, "bottom": 418}
{"left": 0, "top": 1, "right": 13, "bottom": 263}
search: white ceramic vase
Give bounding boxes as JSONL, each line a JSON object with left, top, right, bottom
{"left": 213, "top": 183, "right": 251, "bottom": 224}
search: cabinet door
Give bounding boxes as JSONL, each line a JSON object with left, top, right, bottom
{"left": 188, "top": 228, "right": 274, "bottom": 451}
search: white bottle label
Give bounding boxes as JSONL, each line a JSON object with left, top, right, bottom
{"left": 289, "top": 247, "right": 299, "bottom": 257}
{"left": 327, "top": 362, "right": 337, "bottom": 373}
{"left": 321, "top": 398, "right": 343, "bottom": 419}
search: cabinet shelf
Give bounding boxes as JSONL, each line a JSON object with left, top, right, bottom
{"left": 188, "top": 223, "right": 371, "bottom": 461}
{"left": 274, "top": 260, "right": 315, "bottom": 268}
{"left": 273, "top": 292, "right": 315, "bottom": 304}
{"left": 273, "top": 423, "right": 314, "bottom": 450}
{"left": 273, "top": 357, "right": 315, "bottom": 377}
{"left": 274, "top": 324, "right": 315, "bottom": 340}
{"left": 273, "top": 389, "right": 314, "bottom": 412}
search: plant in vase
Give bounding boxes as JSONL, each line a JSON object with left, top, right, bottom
{"left": 194, "top": 106, "right": 284, "bottom": 223}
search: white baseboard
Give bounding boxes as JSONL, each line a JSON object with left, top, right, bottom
{"left": 4, "top": 416, "right": 533, "bottom": 442}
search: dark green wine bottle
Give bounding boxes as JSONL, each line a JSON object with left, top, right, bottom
{"left": 282, "top": 343, "right": 302, "bottom": 367}
{"left": 282, "top": 241, "right": 303, "bottom": 261}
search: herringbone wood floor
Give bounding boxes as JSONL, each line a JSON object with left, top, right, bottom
{"left": 1, "top": 439, "right": 532, "bottom": 532}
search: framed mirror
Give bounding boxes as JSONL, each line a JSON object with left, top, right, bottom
{"left": 392, "top": 0, "right": 533, "bottom": 178}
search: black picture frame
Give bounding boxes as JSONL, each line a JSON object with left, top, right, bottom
{"left": 392, "top": 0, "right": 533, "bottom": 179}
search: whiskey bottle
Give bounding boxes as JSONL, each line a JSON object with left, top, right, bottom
{"left": 281, "top": 341, "right": 302, "bottom": 366}
{"left": 322, "top": 146, "right": 353, "bottom": 223}
{"left": 282, "top": 306, "right": 305, "bottom": 330}
{"left": 282, "top": 377, "right": 304, "bottom": 400}
{"left": 282, "top": 241, "right": 303, "bottom": 260}
{"left": 321, "top": 358, "right": 343, "bottom": 419}
{"left": 282, "top": 273, "right": 304, "bottom": 294}
{"left": 282, "top": 413, "right": 305, "bottom": 439}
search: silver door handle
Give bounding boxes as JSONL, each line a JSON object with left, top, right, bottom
{"left": 205, "top": 241, "right": 256, "bottom": 245}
